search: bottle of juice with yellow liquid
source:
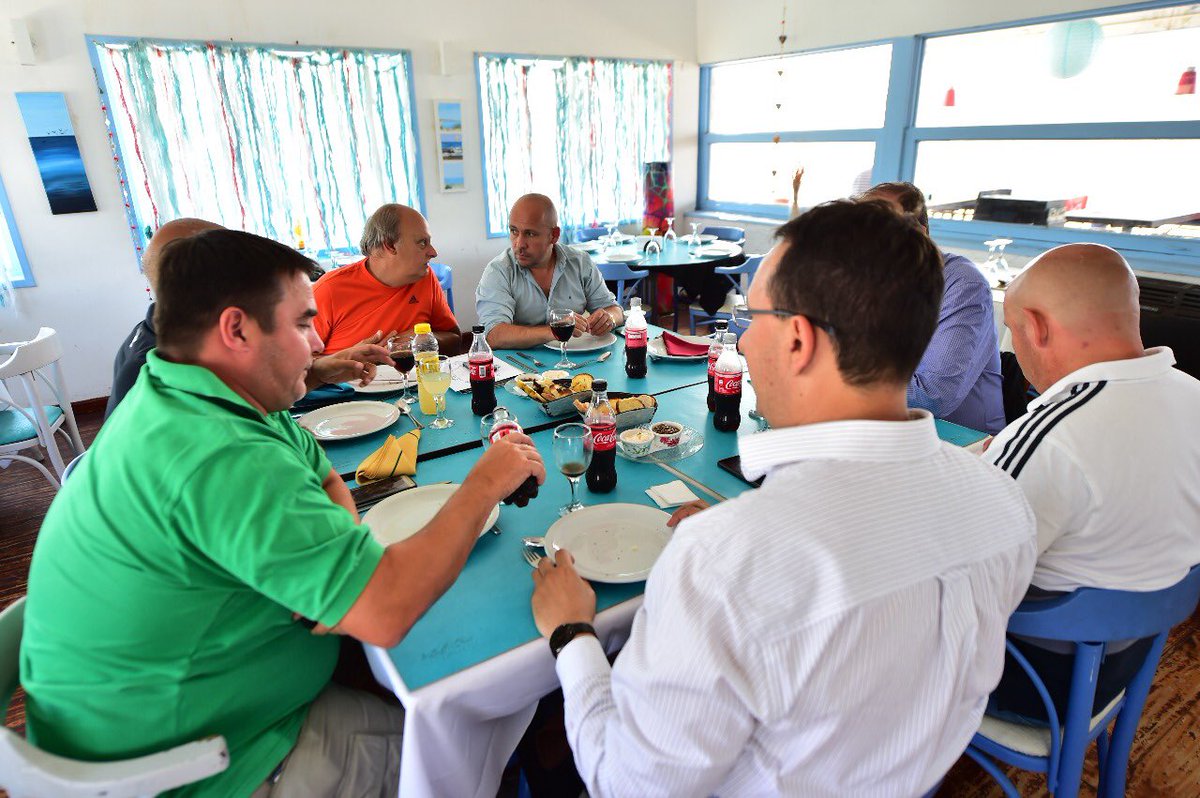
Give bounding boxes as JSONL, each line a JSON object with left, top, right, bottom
{"left": 413, "top": 323, "right": 440, "bottom": 414}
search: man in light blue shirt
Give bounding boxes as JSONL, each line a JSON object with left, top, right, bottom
{"left": 476, "top": 194, "right": 623, "bottom": 349}
{"left": 862, "top": 182, "right": 1005, "bottom": 434}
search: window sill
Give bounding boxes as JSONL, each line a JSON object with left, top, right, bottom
{"left": 688, "top": 209, "right": 789, "bottom": 227}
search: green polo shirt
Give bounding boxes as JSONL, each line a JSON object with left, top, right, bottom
{"left": 20, "top": 350, "right": 385, "bottom": 797}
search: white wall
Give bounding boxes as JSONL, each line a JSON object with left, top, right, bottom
{"left": 0, "top": 0, "right": 699, "bottom": 401}
{"left": 697, "top": 0, "right": 1135, "bottom": 63}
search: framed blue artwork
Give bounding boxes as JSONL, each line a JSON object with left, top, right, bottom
{"left": 16, "top": 91, "right": 98, "bottom": 215}
{"left": 435, "top": 100, "right": 466, "bottom": 193}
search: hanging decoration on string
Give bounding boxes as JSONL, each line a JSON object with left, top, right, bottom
{"left": 771, "top": 2, "right": 788, "bottom": 188}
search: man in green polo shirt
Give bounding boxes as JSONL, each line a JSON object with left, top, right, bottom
{"left": 20, "top": 229, "right": 546, "bottom": 796}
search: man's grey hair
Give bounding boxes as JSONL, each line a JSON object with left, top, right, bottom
{"left": 360, "top": 204, "right": 405, "bottom": 255}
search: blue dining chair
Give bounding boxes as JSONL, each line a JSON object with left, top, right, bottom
{"left": 701, "top": 225, "right": 745, "bottom": 245}
{"left": 574, "top": 227, "right": 607, "bottom": 243}
{"left": 679, "top": 256, "right": 763, "bottom": 335}
{"left": 430, "top": 262, "right": 455, "bottom": 313}
{"left": 598, "top": 261, "right": 651, "bottom": 308}
{"left": 967, "top": 564, "right": 1200, "bottom": 798}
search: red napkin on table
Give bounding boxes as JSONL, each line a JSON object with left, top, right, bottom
{"left": 661, "top": 331, "right": 711, "bottom": 357}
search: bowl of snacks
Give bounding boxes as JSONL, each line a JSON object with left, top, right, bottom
{"left": 515, "top": 373, "right": 595, "bottom": 416}
{"left": 651, "top": 421, "right": 683, "bottom": 448}
{"left": 619, "top": 428, "right": 655, "bottom": 457}
{"left": 573, "top": 392, "right": 658, "bottom": 430}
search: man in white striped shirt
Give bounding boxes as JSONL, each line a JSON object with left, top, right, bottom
{"left": 531, "top": 200, "right": 1038, "bottom": 797}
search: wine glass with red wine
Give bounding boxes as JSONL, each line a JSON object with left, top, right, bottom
{"left": 387, "top": 333, "right": 417, "bottom": 405}
{"left": 548, "top": 308, "right": 577, "bottom": 369}
{"left": 553, "top": 423, "right": 593, "bottom": 515}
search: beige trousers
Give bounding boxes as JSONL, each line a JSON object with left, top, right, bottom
{"left": 250, "top": 683, "right": 404, "bottom": 797}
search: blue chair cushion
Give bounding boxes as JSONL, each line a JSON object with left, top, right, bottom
{"left": 0, "top": 406, "right": 63, "bottom": 446}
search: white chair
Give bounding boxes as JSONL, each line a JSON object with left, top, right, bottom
{"left": 0, "top": 598, "right": 230, "bottom": 797}
{"left": 0, "top": 328, "right": 86, "bottom": 488}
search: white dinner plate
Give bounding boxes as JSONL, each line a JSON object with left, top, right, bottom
{"left": 363, "top": 484, "right": 499, "bottom": 545}
{"left": 600, "top": 252, "right": 643, "bottom": 264}
{"left": 543, "top": 331, "right": 618, "bottom": 352}
{"left": 648, "top": 333, "right": 710, "bottom": 362}
{"left": 571, "top": 241, "right": 601, "bottom": 252}
{"left": 355, "top": 364, "right": 410, "bottom": 394}
{"left": 697, "top": 243, "right": 742, "bottom": 257}
{"left": 544, "top": 503, "right": 673, "bottom": 583}
{"left": 298, "top": 401, "right": 400, "bottom": 441}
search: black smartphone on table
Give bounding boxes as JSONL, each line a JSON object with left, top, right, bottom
{"left": 717, "top": 455, "right": 763, "bottom": 488}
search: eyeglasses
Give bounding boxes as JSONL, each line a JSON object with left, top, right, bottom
{"left": 730, "top": 304, "right": 837, "bottom": 337}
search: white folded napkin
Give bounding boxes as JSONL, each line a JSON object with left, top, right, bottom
{"left": 645, "top": 480, "right": 700, "bottom": 508}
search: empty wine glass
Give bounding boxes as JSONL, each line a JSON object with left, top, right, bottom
{"left": 663, "top": 216, "right": 677, "bottom": 243}
{"left": 417, "top": 355, "right": 454, "bottom": 429}
{"left": 548, "top": 308, "right": 577, "bottom": 369}
{"left": 553, "top": 423, "right": 593, "bottom": 515}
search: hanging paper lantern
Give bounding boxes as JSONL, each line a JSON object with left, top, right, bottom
{"left": 1046, "top": 19, "right": 1103, "bottom": 79}
{"left": 1178, "top": 66, "right": 1196, "bottom": 95}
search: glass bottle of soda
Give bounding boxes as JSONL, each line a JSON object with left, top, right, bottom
{"left": 706, "top": 320, "right": 729, "bottom": 412}
{"left": 584, "top": 379, "right": 618, "bottom": 493}
{"left": 468, "top": 324, "right": 497, "bottom": 416}
{"left": 482, "top": 407, "right": 538, "bottom": 507}
{"left": 712, "top": 334, "right": 743, "bottom": 432}
{"left": 624, "top": 297, "right": 648, "bottom": 379}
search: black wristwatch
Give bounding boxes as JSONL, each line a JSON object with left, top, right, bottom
{"left": 549, "top": 622, "right": 596, "bottom": 659}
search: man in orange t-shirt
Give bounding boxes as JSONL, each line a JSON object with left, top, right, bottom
{"left": 314, "top": 204, "right": 460, "bottom": 353}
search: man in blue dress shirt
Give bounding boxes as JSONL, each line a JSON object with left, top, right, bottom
{"left": 476, "top": 194, "right": 623, "bottom": 350}
{"left": 861, "top": 182, "right": 1006, "bottom": 433}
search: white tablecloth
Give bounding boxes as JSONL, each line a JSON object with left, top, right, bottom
{"left": 364, "top": 596, "right": 642, "bottom": 798}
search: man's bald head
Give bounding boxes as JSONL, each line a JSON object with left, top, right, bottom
{"left": 143, "top": 218, "right": 223, "bottom": 291}
{"left": 511, "top": 194, "right": 558, "bottom": 229}
{"left": 1005, "top": 243, "right": 1144, "bottom": 391}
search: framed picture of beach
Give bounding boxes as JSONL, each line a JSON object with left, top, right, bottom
{"left": 15, "top": 92, "right": 97, "bottom": 215}
{"left": 434, "top": 100, "right": 465, "bottom": 193}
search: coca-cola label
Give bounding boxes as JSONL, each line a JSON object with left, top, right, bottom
{"left": 488, "top": 421, "right": 522, "bottom": 444}
{"left": 626, "top": 327, "right": 647, "bottom": 349}
{"left": 470, "top": 358, "right": 494, "bottom": 380}
{"left": 589, "top": 422, "right": 617, "bottom": 451}
{"left": 708, "top": 351, "right": 720, "bottom": 377}
{"left": 715, "top": 371, "right": 742, "bottom": 395}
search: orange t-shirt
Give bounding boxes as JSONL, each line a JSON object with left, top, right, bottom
{"left": 313, "top": 260, "right": 458, "bottom": 352}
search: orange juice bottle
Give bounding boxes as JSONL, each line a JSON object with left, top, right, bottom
{"left": 413, "top": 323, "right": 440, "bottom": 414}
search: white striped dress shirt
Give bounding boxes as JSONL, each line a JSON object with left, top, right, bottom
{"left": 556, "top": 410, "right": 1037, "bottom": 797}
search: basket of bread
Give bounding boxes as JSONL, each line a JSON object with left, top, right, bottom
{"left": 513, "top": 372, "right": 597, "bottom": 416}
{"left": 572, "top": 392, "right": 658, "bottom": 430}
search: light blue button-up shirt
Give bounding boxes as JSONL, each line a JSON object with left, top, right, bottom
{"left": 475, "top": 244, "right": 617, "bottom": 333}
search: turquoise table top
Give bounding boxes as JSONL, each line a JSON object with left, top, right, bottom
{"left": 317, "top": 324, "right": 707, "bottom": 477}
{"left": 377, "top": 383, "right": 989, "bottom": 690}
{"left": 382, "top": 424, "right": 743, "bottom": 690}
{"left": 594, "top": 239, "right": 742, "bottom": 272}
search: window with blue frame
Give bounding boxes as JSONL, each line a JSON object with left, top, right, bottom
{"left": 476, "top": 54, "right": 672, "bottom": 238}
{"left": 700, "top": 43, "right": 893, "bottom": 217}
{"left": 0, "top": 173, "right": 33, "bottom": 289}
{"left": 88, "top": 37, "right": 424, "bottom": 261}
{"left": 698, "top": 2, "right": 1200, "bottom": 269}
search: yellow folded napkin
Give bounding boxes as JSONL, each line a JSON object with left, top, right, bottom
{"left": 355, "top": 429, "right": 420, "bottom": 485}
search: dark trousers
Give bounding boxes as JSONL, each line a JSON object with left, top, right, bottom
{"left": 988, "top": 635, "right": 1156, "bottom": 724}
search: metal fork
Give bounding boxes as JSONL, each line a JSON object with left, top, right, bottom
{"left": 522, "top": 548, "right": 543, "bottom": 568}
{"left": 511, "top": 351, "right": 545, "bottom": 369}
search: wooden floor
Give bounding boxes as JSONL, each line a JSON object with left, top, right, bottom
{"left": 2, "top": 409, "right": 1198, "bottom": 796}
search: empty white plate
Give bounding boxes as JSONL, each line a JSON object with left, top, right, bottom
{"left": 545, "top": 503, "right": 673, "bottom": 583}
{"left": 697, "top": 244, "right": 742, "bottom": 257}
{"left": 543, "top": 331, "right": 618, "bottom": 352}
{"left": 363, "top": 483, "right": 499, "bottom": 545}
{"left": 600, "top": 252, "right": 643, "bottom": 264}
{"left": 298, "top": 401, "right": 400, "bottom": 441}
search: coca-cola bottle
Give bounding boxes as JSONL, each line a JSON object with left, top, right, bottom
{"left": 712, "top": 334, "right": 743, "bottom": 432}
{"left": 482, "top": 407, "right": 538, "bottom": 507}
{"left": 469, "top": 325, "right": 497, "bottom": 416}
{"left": 584, "top": 379, "right": 618, "bottom": 493}
{"left": 706, "top": 320, "right": 729, "bottom": 412}
{"left": 624, "top": 297, "right": 648, "bottom": 379}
